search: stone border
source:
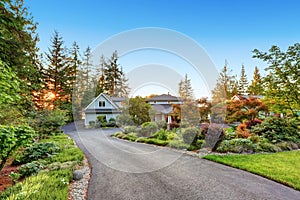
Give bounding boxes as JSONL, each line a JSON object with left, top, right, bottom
{"left": 68, "top": 157, "right": 91, "bottom": 200}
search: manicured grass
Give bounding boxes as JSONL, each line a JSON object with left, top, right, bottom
{"left": 204, "top": 150, "right": 300, "bottom": 190}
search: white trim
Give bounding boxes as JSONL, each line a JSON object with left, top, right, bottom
{"left": 84, "top": 93, "right": 119, "bottom": 111}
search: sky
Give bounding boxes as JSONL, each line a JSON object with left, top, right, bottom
{"left": 25, "top": 0, "right": 300, "bottom": 98}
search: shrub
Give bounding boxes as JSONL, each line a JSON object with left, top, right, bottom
{"left": 249, "top": 134, "right": 261, "bottom": 144}
{"left": 113, "top": 132, "right": 124, "bottom": 137}
{"left": 156, "top": 120, "right": 167, "bottom": 130}
{"left": 168, "top": 140, "right": 190, "bottom": 149}
{"left": 251, "top": 116, "right": 300, "bottom": 143}
{"left": 107, "top": 120, "right": 116, "bottom": 127}
{"left": 128, "top": 132, "right": 139, "bottom": 138}
{"left": 121, "top": 134, "right": 138, "bottom": 141}
{"left": 216, "top": 139, "right": 255, "bottom": 153}
{"left": 236, "top": 123, "right": 251, "bottom": 138}
{"left": 30, "top": 109, "right": 68, "bottom": 136}
{"left": 18, "top": 161, "right": 45, "bottom": 178}
{"left": 258, "top": 141, "right": 281, "bottom": 152}
{"left": 151, "top": 129, "right": 169, "bottom": 140}
{"left": 139, "top": 122, "right": 158, "bottom": 137}
{"left": 0, "top": 125, "right": 35, "bottom": 171}
{"left": 95, "top": 116, "right": 109, "bottom": 128}
{"left": 89, "top": 121, "right": 95, "bottom": 127}
{"left": 123, "top": 126, "right": 137, "bottom": 134}
{"left": 47, "top": 161, "right": 78, "bottom": 171}
{"left": 109, "top": 118, "right": 116, "bottom": 122}
{"left": 0, "top": 105, "right": 25, "bottom": 125}
{"left": 116, "top": 114, "right": 135, "bottom": 126}
{"left": 13, "top": 142, "right": 60, "bottom": 165}
{"left": 97, "top": 115, "right": 107, "bottom": 123}
{"left": 196, "top": 139, "right": 205, "bottom": 149}
{"left": 276, "top": 142, "right": 299, "bottom": 151}
{"left": 245, "top": 119, "right": 262, "bottom": 129}
{"left": 182, "top": 127, "right": 199, "bottom": 145}
{"left": 145, "top": 138, "right": 169, "bottom": 146}
{"left": 224, "top": 127, "right": 236, "bottom": 140}
{"left": 135, "top": 137, "right": 149, "bottom": 143}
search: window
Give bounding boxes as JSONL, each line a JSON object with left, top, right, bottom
{"left": 99, "top": 101, "right": 105, "bottom": 107}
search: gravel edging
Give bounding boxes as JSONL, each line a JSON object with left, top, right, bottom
{"left": 68, "top": 157, "right": 91, "bottom": 200}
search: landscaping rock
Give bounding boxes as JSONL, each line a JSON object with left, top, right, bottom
{"left": 73, "top": 170, "right": 84, "bottom": 180}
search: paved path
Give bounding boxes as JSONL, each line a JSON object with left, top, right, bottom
{"left": 63, "top": 123, "right": 300, "bottom": 200}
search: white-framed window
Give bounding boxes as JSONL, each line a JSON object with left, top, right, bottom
{"left": 99, "top": 101, "right": 106, "bottom": 107}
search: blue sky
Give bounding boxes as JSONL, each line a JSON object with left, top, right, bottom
{"left": 25, "top": 0, "right": 300, "bottom": 97}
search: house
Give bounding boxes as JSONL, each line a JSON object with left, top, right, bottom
{"left": 146, "top": 94, "right": 183, "bottom": 124}
{"left": 84, "top": 93, "right": 183, "bottom": 127}
{"left": 231, "top": 95, "right": 264, "bottom": 101}
{"left": 84, "top": 93, "right": 125, "bottom": 126}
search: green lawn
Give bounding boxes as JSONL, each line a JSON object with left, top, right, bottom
{"left": 204, "top": 150, "right": 300, "bottom": 190}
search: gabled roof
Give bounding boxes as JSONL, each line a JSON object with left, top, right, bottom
{"left": 84, "top": 93, "right": 119, "bottom": 112}
{"left": 146, "top": 94, "right": 182, "bottom": 102}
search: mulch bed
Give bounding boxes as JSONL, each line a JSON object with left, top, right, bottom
{"left": 0, "top": 164, "right": 18, "bottom": 193}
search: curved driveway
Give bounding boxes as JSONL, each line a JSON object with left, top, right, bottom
{"left": 64, "top": 123, "right": 300, "bottom": 200}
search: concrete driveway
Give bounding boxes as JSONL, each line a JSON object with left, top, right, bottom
{"left": 63, "top": 123, "right": 300, "bottom": 200}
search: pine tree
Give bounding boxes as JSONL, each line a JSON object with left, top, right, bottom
{"left": 178, "top": 74, "right": 194, "bottom": 100}
{"left": 80, "top": 46, "right": 96, "bottom": 108}
{"left": 44, "top": 31, "right": 70, "bottom": 106}
{"left": 212, "top": 63, "right": 237, "bottom": 103}
{"left": 103, "top": 51, "right": 123, "bottom": 96}
{"left": 237, "top": 64, "right": 249, "bottom": 95}
{"left": 82, "top": 46, "right": 93, "bottom": 89}
{"left": 69, "top": 42, "right": 83, "bottom": 119}
{"left": 248, "top": 66, "right": 263, "bottom": 95}
{"left": 178, "top": 74, "right": 198, "bottom": 125}
{"left": 114, "top": 67, "right": 130, "bottom": 97}
{"left": 67, "top": 42, "right": 81, "bottom": 97}
{"left": 95, "top": 55, "right": 106, "bottom": 97}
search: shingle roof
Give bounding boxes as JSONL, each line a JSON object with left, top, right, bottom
{"left": 146, "top": 94, "right": 182, "bottom": 102}
{"left": 111, "top": 97, "right": 126, "bottom": 102}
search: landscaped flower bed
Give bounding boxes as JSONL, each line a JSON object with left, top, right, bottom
{"left": 0, "top": 134, "right": 84, "bottom": 199}
{"left": 113, "top": 116, "right": 300, "bottom": 154}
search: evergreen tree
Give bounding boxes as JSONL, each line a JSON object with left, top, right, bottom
{"left": 248, "top": 66, "right": 263, "bottom": 95}
{"left": 80, "top": 46, "right": 95, "bottom": 108}
{"left": 0, "top": 0, "right": 41, "bottom": 111}
{"left": 178, "top": 74, "right": 194, "bottom": 100}
{"left": 69, "top": 42, "right": 83, "bottom": 120}
{"left": 95, "top": 55, "right": 106, "bottom": 97}
{"left": 44, "top": 31, "right": 71, "bottom": 108}
{"left": 95, "top": 52, "right": 130, "bottom": 97}
{"left": 104, "top": 51, "right": 123, "bottom": 96}
{"left": 82, "top": 46, "right": 93, "bottom": 89}
{"left": 212, "top": 63, "right": 237, "bottom": 103}
{"left": 237, "top": 64, "right": 249, "bottom": 95}
{"left": 114, "top": 67, "right": 130, "bottom": 97}
{"left": 178, "top": 74, "right": 198, "bottom": 125}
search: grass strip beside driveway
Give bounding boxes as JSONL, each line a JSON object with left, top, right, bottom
{"left": 204, "top": 150, "right": 300, "bottom": 191}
